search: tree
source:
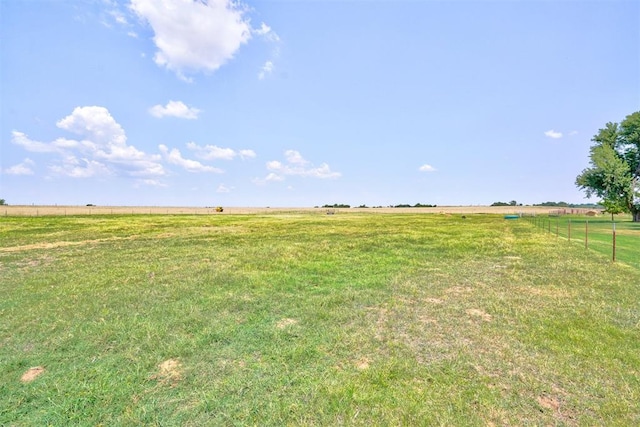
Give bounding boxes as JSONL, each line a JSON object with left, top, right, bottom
{"left": 0, "top": 199, "right": 6, "bottom": 205}
{"left": 576, "top": 112, "right": 640, "bottom": 222}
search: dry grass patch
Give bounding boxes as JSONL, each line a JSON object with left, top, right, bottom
{"left": 151, "top": 359, "right": 183, "bottom": 386}
{"left": 466, "top": 308, "right": 493, "bottom": 322}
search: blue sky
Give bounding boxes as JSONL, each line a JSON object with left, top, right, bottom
{"left": 1, "top": 0, "right": 638, "bottom": 207}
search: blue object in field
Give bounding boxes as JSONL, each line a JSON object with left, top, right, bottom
{"left": 504, "top": 215, "right": 519, "bottom": 220}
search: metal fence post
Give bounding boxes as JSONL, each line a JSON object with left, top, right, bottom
{"left": 585, "top": 220, "right": 588, "bottom": 249}
{"left": 612, "top": 222, "right": 616, "bottom": 262}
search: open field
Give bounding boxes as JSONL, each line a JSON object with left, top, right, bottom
{"left": 1, "top": 213, "right": 639, "bottom": 425}
{"left": 1, "top": 204, "right": 600, "bottom": 216}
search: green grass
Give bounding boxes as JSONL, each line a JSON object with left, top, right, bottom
{"left": 527, "top": 214, "right": 640, "bottom": 269}
{"left": 1, "top": 213, "right": 639, "bottom": 425}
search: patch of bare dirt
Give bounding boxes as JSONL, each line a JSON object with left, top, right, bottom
{"left": 21, "top": 366, "right": 45, "bottom": 382}
{"left": 152, "top": 359, "right": 183, "bottom": 386}
{"left": 536, "top": 392, "right": 577, "bottom": 425}
{"left": 537, "top": 394, "right": 561, "bottom": 411}
{"left": 355, "top": 357, "right": 370, "bottom": 370}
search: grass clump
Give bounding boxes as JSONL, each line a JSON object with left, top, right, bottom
{"left": 1, "top": 213, "right": 639, "bottom": 425}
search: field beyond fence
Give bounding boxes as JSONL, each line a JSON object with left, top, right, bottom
{"left": 526, "top": 214, "right": 640, "bottom": 269}
{"left": 1, "top": 212, "right": 638, "bottom": 425}
{"left": 1, "top": 204, "right": 595, "bottom": 216}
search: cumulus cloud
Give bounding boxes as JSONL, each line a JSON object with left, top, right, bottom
{"left": 12, "top": 106, "right": 165, "bottom": 180}
{"left": 57, "top": 106, "right": 127, "bottom": 145}
{"left": 50, "top": 157, "right": 113, "bottom": 178}
{"left": 159, "top": 144, "right": 223, "bottom": 173}
{"left": 3, "top": 158, "right": 35, "bottom": 175}
{"left": 261, "top": 150, "right": 341, "bottom": 182}
{"left": 239, "top": 149, "right": 256, "bottom": 159}
{"left": 544, "top": 130, "right": 563, "bottom": 139}
{"left": 149, "top": 100, "right": 201, "bottom": 119}
{"left": 11, "top": 131, "right": 59, "bottom": 153}
{"left": 419, "top": 164, "right": 436, "bottom": 172}
{"left": 130, "top": 0, "right": 252, "bottom": 80}
{"left": 187, "top": 142, "right": 255, "bottom": 161}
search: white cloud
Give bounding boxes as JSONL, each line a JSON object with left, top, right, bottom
{"left": 159, "top": 144, "right": 222, "bottom": 173}
{"left": 149, "top": 100, "right": 201, "bottom": 119}
{"left": 266, "top": 160, "right": 283, "bottom": 171}
{"left": 13, "top": 106, "right": 166, "bottom": 179}
{"left": 258, "top": 60, "right": 274, "bottom": 80}
{"left": 252, "top": 172, "right": 284, "bottom": 185}
{"left": 284, "top": 150, "right": 308, "bottom": 165}
{"left": 262, "top": 150, "right": 341, "bottom": 182}
{"left": 187, "top": 142, "right": 235, "bottom": 160}
{"left": 239, "top": 149, "right": 256, "bottom": 159}
{"left": 11, "top": 131, "right": 59, "bottom": 153}
{"left": 57, "top": 106, "right": 127, "bottom": 146}
{"left": 187, "top": 142, "right": 255, "bottom": 161}
{"left": 50, "top": 157, "right": 112, "bottom": 178}
{"left": 254, "top": 22, "right": 279, "bottom": 42}
{"left": 569, "top": 130, "right": 578, "bottom": 136}
{"left": 266, "top": 172, "right": 284, "bottom": 182}
{"left": 254, "top": 21, "right": 280, "bottom": 80}
{"left": 130, "top": 0, "right": 252, "bottom": 79}
{"left": 544, "top": 129, "right": 563, "bottom": 139}
{"left": 419, "top": 164, "right": 436, "bottom": 172}
{"left": 3, "top": 158, "right": 35, "bottom": 175}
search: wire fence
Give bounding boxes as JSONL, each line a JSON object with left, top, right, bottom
{"left": 524, "top": 214, "right": 640, "bottom": 269}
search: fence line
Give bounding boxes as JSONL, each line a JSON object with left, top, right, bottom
{"left": 525, "top": 214, "right": 639, "bottom": 268}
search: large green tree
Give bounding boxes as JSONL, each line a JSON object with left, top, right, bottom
{"left": 576, "top": 111, "right": 640, "bottom": 222}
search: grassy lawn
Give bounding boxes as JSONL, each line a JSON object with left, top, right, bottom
{"left": 1, "top": 213, "right": 639, "bottom": 425}
{"left": 528, "top": 214, "right": 640, "bottom": 269}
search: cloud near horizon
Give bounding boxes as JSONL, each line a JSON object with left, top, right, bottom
{"left": 3, "top": 158, "right": 35, "bottom": 176}
{"left": 11, "top": 106, "right": 165, "bottom": 180}
{"left": 419, "top": 164, "right": 436, "bottom": 172}
{"left": 257, "top": 150, "right": 341, "bottom": 184}
{"left": 187, "top": 142, "right": 256, "bottom": 161}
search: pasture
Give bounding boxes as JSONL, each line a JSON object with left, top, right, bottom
{"left": 1, "top": 212, "right": 639, "bottom": 425}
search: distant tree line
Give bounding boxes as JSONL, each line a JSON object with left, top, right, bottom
{"left": 322, "top": 203, "right": 351, "bottom": 208}
{"left": 392, "top": 203, "right": 437, "bottom": 208}
{"left": 491, "top": 201, "right": 521, "bottom": 207}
